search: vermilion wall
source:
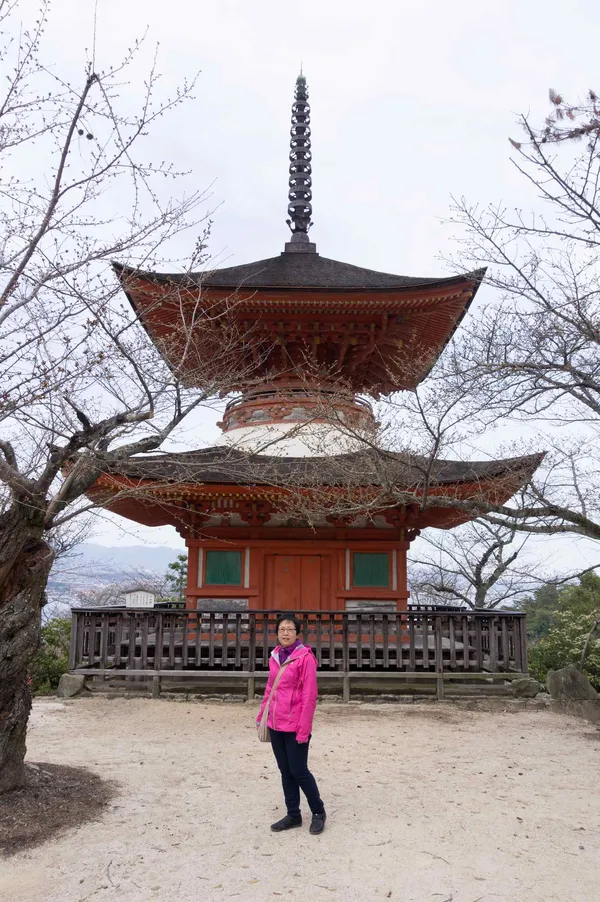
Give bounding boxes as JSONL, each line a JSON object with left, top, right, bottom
{"left": 185, "top": 535, "right": 410, "bottom": 611}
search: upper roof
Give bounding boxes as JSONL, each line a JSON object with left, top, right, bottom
{"left": 115, "top": 256, "right": 485, "bottom": 294}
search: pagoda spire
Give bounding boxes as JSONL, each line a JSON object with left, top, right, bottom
{"left": 285, "top": 71, "right": 316, "bottom": 253}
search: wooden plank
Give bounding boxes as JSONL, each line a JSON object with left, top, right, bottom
{"left": 262, "top": 614, "right": 269, "bottom": 669}
{"left": 501, "top": 618, "right": 510, "bottom": 669}
{"left": 114, "top": 614, "right": 123, "bottom": 668}
{"left": 71, "top": 668, "right": 526, "bottom": 681}
{"left": 382, "top": 615, "right": 389, "bottom": 669}
{"left": 141, "top": 615, "right": 149, "bottom": 670}
{"left": 76, "top": 615, "right": 86, "bottom": 670}
{"left": 127, "top": 614, "right": 136, "bottom": 669}
{"left": 181, "top": 613, "right": 190, "bottom": 670}
{"left": 222, "top": 612, "right": 229, "bottom": 669}
{"left": 154, "top": 613, "right": 164, "bottom": 672}
{"left": 195, "top": 614, "right": 203, "bottom": 667}
{"left": 342, "top": 674, "right": 350, "bottom": 702}
{"left": 356, "top": 614, "right": 363, "bottom": 669}
{"left": 462, "top": 616, "right": 470, "bottom": 670}
{"left": 489, "top": 617, "right": 498, "bottom": 671}
{"left": 342, "top": 615, "right": 350, "bottom": 672}
{"left": 474, "top": 618, "right": 483, "bottom": 670}
{"left": 301, "top": 613, "right": 309, "bottom": 645}
{"left": 234, "top": 614, "right": 242, "bottom": 669}
{"left": 69, "top": 614, "right": 78, "bottom": 670}
{"left": 85, "top": 615, "right": 94, "bottom": 666}
{"left": 168, "top": 615, "right": 176, "bottom": 667}
{"left": 449, "top": 617, "right": 456, "bottom": 670}
{"left": 371, "top": 615, "right": 378, "bottom": 668}
{"left": 421, "top": 614, "right": 430, "bottom": 670}
{"left": 208, "top": 613, "right": 215, "bottom": 668}
{"left": 394, "top": 614, "right": 403, "bottom": 671}
{"left": 519, "top": 617, "right": 529, "bottom": 673}
{"left": 315, "top": 613, "right": 322, "bottom": 667}
{"left": 434, "top": 616, "right": 444, "bottom": 699}
{"left": 408, "top": 616, "right": 416, "bottom": 670}
{"left": 249, "top": 613, "right": 257, "bottom": 674}
{"left": 329, "top": 616, "right": 336, "bottom": 670}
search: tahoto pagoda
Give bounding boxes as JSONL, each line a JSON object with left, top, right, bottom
{"left": 89, "top": 74, "right": 540, "bottom": 613}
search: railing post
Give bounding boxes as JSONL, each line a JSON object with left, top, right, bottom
{"left": 434, "top": 615, "right": 444, "bottom": 700}
{"left": 154, "top": 611, "right": 164, "bottom": 673}
{"left": 127, "top": 612, "right": 136, "bottom": 669}
{"left": 69, "top": 611, "right": 78, "bottom": 670}
{"left": 248, "top": 612, "right": 257, "bottom": 701}
{"left": 519, "top": 615, "right": 529, "bottom": 674}
{"left": 489, "top": 616, "right": 498, "bottom": 671}
{"left": 342, "top": 614, "right": 350, "bottom": 701}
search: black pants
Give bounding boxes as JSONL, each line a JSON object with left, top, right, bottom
{"left": 269, "top": 729, "right": 324, "bottom": 819}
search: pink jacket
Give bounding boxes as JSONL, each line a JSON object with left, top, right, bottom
{"left": 256, "top": 644, "right": 318, "bottom": 743}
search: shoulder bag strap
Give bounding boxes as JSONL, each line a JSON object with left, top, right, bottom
{"left": 260, "top": 657, "right": 292, "bottom": 724}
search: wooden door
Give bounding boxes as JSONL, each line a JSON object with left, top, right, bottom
{"left": 264, "top": 554, "right": 322, "bottom": 610}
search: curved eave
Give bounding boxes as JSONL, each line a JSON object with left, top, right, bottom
{"left": 86, "top": 451, "right": 542, "bottom": 532}
{"left": 113, "top": 260, "right": 486, "bottom": 295}
{"left": 112, "top": 261, "right": 485, "bottom": 393}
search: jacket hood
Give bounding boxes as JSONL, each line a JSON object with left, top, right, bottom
{"left": 271, "top": 643, "right": 312, "bottom": 664}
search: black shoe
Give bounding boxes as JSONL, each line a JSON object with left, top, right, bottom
{"left": 270, "top": 815, "right": 302, "bottom": 832}
{"left": 309, "top": 810, "right": 326, "bottom": 835}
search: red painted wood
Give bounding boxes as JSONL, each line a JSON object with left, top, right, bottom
{"left": 184, "top": 538, "right": 409, "bottom": 612}
{"left": 264, "top": 553, "right": 322, "bottom": 610}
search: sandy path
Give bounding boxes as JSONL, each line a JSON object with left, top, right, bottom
{"left": 1, "top": 697, "right": 599, "bottom": 902}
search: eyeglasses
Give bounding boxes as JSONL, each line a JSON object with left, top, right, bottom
{"left": 278, "top": 628, "right": 297, "bottom": 634}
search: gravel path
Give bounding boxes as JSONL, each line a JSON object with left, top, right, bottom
{"left": 1, "top": 697, "right": 599, "bottom": 902}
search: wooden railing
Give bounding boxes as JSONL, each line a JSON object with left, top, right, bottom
{"left": 70, "top": 608, "right": 528, "bottom": 700}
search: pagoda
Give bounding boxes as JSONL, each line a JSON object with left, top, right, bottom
{"left": 90, "top": 74, "right": 540, "bottom": 613}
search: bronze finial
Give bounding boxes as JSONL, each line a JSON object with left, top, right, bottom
{"left": 286, "top": 72, "right": 314, "bottom": 240}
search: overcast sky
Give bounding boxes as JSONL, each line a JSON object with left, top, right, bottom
{"left": 33, "top": 0, "right": 600, "bottom": 567}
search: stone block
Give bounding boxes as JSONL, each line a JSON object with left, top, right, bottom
{"left": 56, "top": 673, "right": 87, "bottom": 698}
{"left": 511, "top": 678, "right": 540, "bottom": 698}
{"left": 546, "top": 664, "right": 598, "bottom": 701}
{"left": 550, "top": 698, "right": 600, "bottom": 724}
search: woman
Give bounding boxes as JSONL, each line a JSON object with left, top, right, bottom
{"left": 256, "top": 614, "right": 326, "bottom": 835}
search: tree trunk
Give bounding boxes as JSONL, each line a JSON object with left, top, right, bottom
{"left": 0, "top": 506, "right": 54, "bottom": 794}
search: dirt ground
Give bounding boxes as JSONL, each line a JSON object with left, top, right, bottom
{"left": 0, "top": 761, "right": 115, "bottom": 855}
{"left": 1, "top": 697, "right": 599, "bottom": 902}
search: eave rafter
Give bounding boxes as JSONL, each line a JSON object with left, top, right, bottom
{"left": 87, "top": 466, "right": 531, "bottom": 535}
{"left": 118, "top": 267, "right": 481, "bottom": 396}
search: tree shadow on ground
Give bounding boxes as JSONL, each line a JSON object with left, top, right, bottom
{"left": 0, "top": 763, "right": 116, "bottom": 856}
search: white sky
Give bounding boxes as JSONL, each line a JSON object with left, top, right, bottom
{"left": 33, "top": 0, "right": 600, "bottom": 569}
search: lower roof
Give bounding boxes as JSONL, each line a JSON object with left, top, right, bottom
{"left": 97, "top": 446, "right": 542, "bottom": 489}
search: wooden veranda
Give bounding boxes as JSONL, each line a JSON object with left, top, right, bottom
{"left": 69, "top": 608, "right": 529, "bottom": 700}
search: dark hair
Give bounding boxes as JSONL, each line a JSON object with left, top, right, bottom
{"left": 276, "top": 614, "right": 301, "bottom": 634}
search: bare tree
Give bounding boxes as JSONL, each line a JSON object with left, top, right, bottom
{"left": 433, "top": 88, "right": 600, "bottom": 543}
{"left": 292, "top": 88, "right": 600, "bottom": 545}
{"left": 408, "top": 522, "right": 537, "bottom": 610}
{"left": 0, "top": 1, "right": 260, "bottom": 792}
{"left": 73, "top": 569, "right": 170, "bottom": 608}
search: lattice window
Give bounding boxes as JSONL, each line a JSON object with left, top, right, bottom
{"left": 353, "top": 552, "right": 389, "bottom": 587}
{"left": 205, "top": 550, "right": 242, "bottom": 585}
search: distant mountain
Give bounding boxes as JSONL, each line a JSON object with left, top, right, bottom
{"left": 47, "top": 543, "right": 184, "bottom": 608}
{"left": 60, "top": 543, "right": 183, "bottom": 572}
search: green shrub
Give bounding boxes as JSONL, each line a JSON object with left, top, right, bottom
{"left": 528, "top": 610, "right": 600, "bottom": 690}
{"left": 30, "top": 616, "right": 72, "bottom": 694}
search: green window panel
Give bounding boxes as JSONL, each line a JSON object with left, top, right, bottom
{"left": 205, "top": 550, "right": 242, "bottom": 585}
{"left": 353, "top": 552, "right": 389, "bottom": 587}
